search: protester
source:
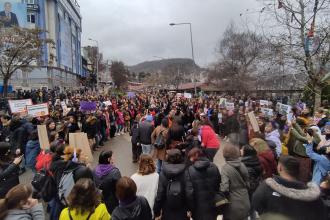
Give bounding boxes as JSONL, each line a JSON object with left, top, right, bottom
{"left": 112, "top": 176, "right": 152, "bottom": 220}
{"left": 252, "top": 155, "right": 327, "bottom": 220}
{"left": 200, "top": 119, "right": 220, "bottom": 161}
{"left": 130, "top": 115, "right": 141, "bottom": 163}
{"left": 0, "top": 184, "right": 45, "bottom": 220}
{"left": 137, "top": 115, "right": 154, "bottom": 154}
{"left": 25, "top": 130, "right": 40, "bottom": 173}
{"left": 153, "top": 149, "right": 188, "bottom": 220}
{"left": 131, "top": 154, "right": 159, "bottom": 215}
{"left": 220, "top": 143, "right": 250, "bottom": 220}
{"left": 93, "top": 151, "right": 121, "bottom": 214}
{"left": 185, "top": 147, "right": 221, "bottom": 220}
{"left": 264, "top": 121, "right": 282, "bottom": 158}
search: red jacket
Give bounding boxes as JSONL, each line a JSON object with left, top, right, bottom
{"left": 258, "top": 150, "right": 277, "bottom": 179}
{"left": 201, "top": 125, "right": 220, "bottom": 149}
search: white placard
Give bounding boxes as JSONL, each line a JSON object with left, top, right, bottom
{"left": 184, "top": 92, "right": 192, "bottom": 99}
{"left": 27, "top": 103, "right": 49, "bottom": 117}
{"left": 60, "top": 101, "right": 67, "bottom": 110}
{"left": 259, "top": 100, "right": 269, "bottom": 106}
{"left": 103, "top": 101, "right": 112, "bottom": 106}
{"left": 226, "top": 102, "right": 235, "bottom": 111}
{"left": 279, "top": 104, "right": 291, "bottom": 115}
{"left": 219, "top": 98, "right": 227, "bottom": 107}
{"left": 8, "top": 99, "right": 32, "bottom": 114}
{"left": 261, "top": 107, "right": 274, "bottom": 117}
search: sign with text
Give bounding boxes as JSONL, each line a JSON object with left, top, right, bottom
{"left": 27, "top": 103, "right": 49, "bottom": 117}
{"left": 184, "top": 92, "right": 192, "bottom": 99}
{"left": 8, "top": 99, "right": 32, "bottom": 114}
{"left": 226, "top": 102, "right": 235, "bottom": 111}
{"left": 279, "top": 104, "right": 291, "bottom": 115}
{"left": 259, "top": 100, "right": 269, "bottom": 106}
{"left": 261, "top": 107, "right": 274, "bottom": 117}
{"left": 80, "top": 101, "right": 96, "bottom": 111}
{"left": 219, "top": 98, "right": 227, "bottom": 107}
{"left": 37, "top": 125, "right": 50, "bottom": 150}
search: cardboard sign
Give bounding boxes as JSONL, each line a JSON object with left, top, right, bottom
{"left": 184, "top": 92, "right": 192, "bottom": 99}
{"left": 69, "top": 133, "right": 93, "bottom": 163}
{"left": 8, "top": 99, "right": 32, "bottom": 114}
{"left": 261, "top": 108, "right": 274, "bottom": 117}
{"left": 37, "top": 125, "right": 50, "bottom": 150}
{"left": 80, "top": 101, "right": 97, "bottom": 111}
{"left": 259, "top": 100, "right": 269, "bottom": 106}
{"left": 226, "top": 102, "right": 235, "bottom": 111}
{"left": 248, "top": 112, "right": 260, "bottom": 132}
{"left": 27, "top": 103, "right": 49, "bottom": 117}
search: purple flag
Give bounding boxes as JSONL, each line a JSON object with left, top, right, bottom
{"left": 80, "top": 101, "right": 97, "bottom": 111}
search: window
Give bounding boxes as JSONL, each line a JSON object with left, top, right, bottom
{"left": 24, "top": 0, "right": 35, "bottom": 4}
{"left": 27, "top": 13, "right": 36, "bottom": 23}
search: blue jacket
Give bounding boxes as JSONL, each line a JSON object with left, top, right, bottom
{"left": 25, "top": 140, "right": 41, "bottom": 169}
{"left": 304, "top": 143, "right": 330, "bottom": 185}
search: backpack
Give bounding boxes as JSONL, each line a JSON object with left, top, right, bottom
{"left": 154, "top": 130, "right": 166, "bottom": 150}
{"left": 58, "top": 166, "right": 78, "bottom": 205}
{"left": 166, "top": 178, "right": 184, "bottom": 209}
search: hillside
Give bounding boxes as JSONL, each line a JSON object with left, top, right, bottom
{"left": 128, "top": 58, "right": 201, "bottom": 74}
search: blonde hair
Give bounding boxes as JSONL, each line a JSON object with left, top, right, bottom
{"left": 63, "top": 146, "right": 82, "bottom": 161}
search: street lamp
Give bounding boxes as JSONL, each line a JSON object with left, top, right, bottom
{"left": 88, "top": 38, "right": 99, "bottom": 90}
{"left": 169, "top": 22, "right": 196, "bottom": 95}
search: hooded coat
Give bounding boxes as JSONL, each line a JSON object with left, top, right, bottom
{"left": 220, "top": 160, "right": 251, "bottom": 220}
{"left": 258, "top": 150, "right": 277, "bottom": 179}
{"left": 111, "top": 196, "right": 152, "bottom": 220}
{"left": 185, "top": 157, "right": 221, "bottom": 220}
{"left": 241, "top": 155, "right": 263, "bottom": 194}
{"left": 153, "top": 162, "right": 189, "bottom": 220}
{"left": 252, "top": 176, "right": 328, "bottom": 220}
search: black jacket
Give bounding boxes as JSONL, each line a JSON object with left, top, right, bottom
{"left": 111, "top": 196, "right": 152, "bottom": 220}
{"left": 94, "top": 166, "right": 121, "bottom": 214}
{"left": 0, "top": 163, "right": 19, "bottom": 198}
{"left": 241, "top": 155, "right": 262, "bottom": 194}
{"left": 153, "top": 162, "right": 189, "bottom": 220}
{"left": 185, "top": 157, "right": 221, "bottom": 220}
{"left": 252, "top": 176, "right": 328, "bottom": 220}
{"left": 10, "top": 123, "right": 29, "bottom": 153}
{"left": 130, "top": 122, "right": 139, "bottom": 144}
{"left": 137, "top": 121, "right": 153, "bottom": 145}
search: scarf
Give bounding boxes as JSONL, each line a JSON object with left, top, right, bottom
{"left": 95, "top": 164, "right": 114, "bottom": 177}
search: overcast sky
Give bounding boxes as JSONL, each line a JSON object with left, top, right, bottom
{"left": 80, "top": 0, "right": 260, "bottom": 67}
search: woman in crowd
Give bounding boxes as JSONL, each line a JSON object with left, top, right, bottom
{"left": 151, "top": 117, "right": 169, "bottom": 174}
{"left": 154, "top": 149, "right": 188, "bottom": 220}
{"left": 185, "top": 147, "right": 221, "bottom": 220}
{"left": 264, "top": 121, "right": 282, "bottom": 158}
{"left": 199, "top": 118, "right": 220, "bottom": 162}
{"left": 25, "top": 130, "right": 41, "bottom": 173}
{"left": 46, "top": 119, "right": 57, "bottom": 138}
{"left": 130, "top": 115, "right": 141, "bottom": 163}
{"left": 93, "top": 151, "right": 121, "bottom": 214}
{"left": 82, "top": 114, "right": 98, "bottom": 151}
{"left": 220, "top": 143, "right": 250, "bottom": 220}
{"left": 131, "top": 154, "right": 159, "bottom": 215}
{"left": 249, "top": 138, "right": 277, "bottom": 179}
{"left": 0, "top": 184, "right": 45, "bottom": 220}
{"left": 59, "top": 178, "right": 110, "bottom": 220}
{"left": 115, "top": 109, "right": 125, "bottom": 135}
{"left": 112, "top": 176, "right": 152, "bottom": 220}
{"left": 0, "top": 145, "right": 22, "bottom": 198}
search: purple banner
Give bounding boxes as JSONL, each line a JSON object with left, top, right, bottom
{"left": 127, "top": 92, "right": 136, "bottom": 98}
{"left": 80, "top": 101, "right": 96, "bottom": 111}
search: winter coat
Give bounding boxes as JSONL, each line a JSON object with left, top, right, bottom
{"left": 25, "top": 140, "right": 41, "bottom": 170}
{"left": 0, "top": 163, "right": 19, "bottom": 198}
{"left": 265, "top": 129, "right": 282, "bottom": 157}
{"left": 60, "top": 203, "right": 110, "bottom": 220}
{"left": 130, "top": 122, "right": 139, "bottom": 144}
{"left": 9, "top": 124, "right": 28, "bottom": 154}
{"left": 258, "top": 150, "right": 277, "bottom": 179}
{"left": 111, "top": 196, "right": 152, "bottom": 220}
{"left": 4, "top": 203, "right": 45, "bottom": 220}
{"left": 151, "top": 125, "right": 168, "bottom": 161}
{"left": 252, "top": 176, "right": 328, "bottom": 220}
{"left": 137, "top": 121, "right": 154, "bottom": 145}
{"left": 185, "top": 157, "right": 221, "bottom": 220}
{"left": 0, "top": 123, "right": 11, "bottom": 142}
{"left": 82, "top": 119, "right": 98, "bottom": 139}
{"left": 304, "top": 143, "right": 330, "bottom": 185}
{"left": 223, "top": 115, "right": 240, "bottom": 137}
{"left": 241, "top": 155, "right": 263, "bottom": 194}
{"left": 220, "top": 160, "right": 250, "bottom": 220}
{"left": 153, "top": 162, "right": 189, "bottom": 220}
{"left": 200, "top": 125, "right": 220, "bottom": 149}
{"left": 93, "top": 165, "right": 122, "bottom": 213}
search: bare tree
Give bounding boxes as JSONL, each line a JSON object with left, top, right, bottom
{"left": 212, "top": 23, "right": 262, "bottom": 93}
{"left": 0, "top": 27, "right": 53, "bottom": 97}
{"left": 110, "top": 61, "right": 129, "bottom": 89}
{"left": 259, "top": 0, "right": 330, "bottom": 109}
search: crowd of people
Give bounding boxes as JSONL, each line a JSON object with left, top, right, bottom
{"left": 0, "top": 89, "right": 329, "bottom": 220}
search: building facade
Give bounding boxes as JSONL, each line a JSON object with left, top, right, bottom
{"left": 5, "top": 0, "right": 83, "bottom": 90}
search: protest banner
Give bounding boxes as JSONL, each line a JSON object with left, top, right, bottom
{"left": 259, "top": 100, "right": 269, "bottom": 106}
{"left": 226, "top": 102, "right": 235, "bottom": 111}
{"left": 248, "top": 112, "right": 260, "bottom": 132}
{"left": 184, "top": 92, "right": 192, "bottom": 99}
{"left": 261, "top": 107, "right": 274, "bottom": 117}
{"left": 69, "top": 133, "right": 93, "bottom": 163}
{"left": 8, "top": 99, "right": 32, "bottom": 114}
{"left": 27, "top": 103, "right": 49, "bottom": 117}
{"left": 80, "top": 101, "right": 97, "bottom": 111}
{"left": 37, "top": 125, "right": 50, "bottom": 150}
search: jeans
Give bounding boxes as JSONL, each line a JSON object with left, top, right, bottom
{"left": 141, "top": 144, "right": 153, "bottom": 155}
{"left": 156, "top": 159, "right": 163, "bottom": 174}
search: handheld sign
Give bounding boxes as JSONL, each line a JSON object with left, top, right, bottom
{"left": 226, "top": 102, "right": 235, "bottom": 111}
{"left": 259, "top": 100, "right": 269, "bottom": 106}
{"left": 27, "top": 103, "right": 49, "bottom": 117}
{"left": 248, "top": 112, "right": 260, "bottom": 132}
{"left": 37, "top": 125, "right": 50, "bottom": 150}
{"left": 8, "top": 99, "right": 32, "bottom": 114}
{"left": 261, "top": 108, "right": 274, "bottom": 117}
{"left": 69, "top": 133, "right": 93, "bottom": 163}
